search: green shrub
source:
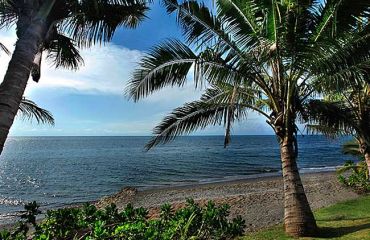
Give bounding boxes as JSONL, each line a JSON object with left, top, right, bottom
{"left": 0, "top": 199, "right": 245, "bottom": 240}
{"left": 337, "top": 160, "right": 370, "bottom": 193}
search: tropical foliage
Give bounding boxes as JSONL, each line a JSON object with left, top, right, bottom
{"left": 336, "top": 140, "right": 370, "bottom": 193}
{"left": 18, "top": 98, "right": 54, "bottom": 125}
{"left": 126, "top": 0, "right": 370, "bottom": 237}
{"left": 0, "top": 199, "right": 245, "bottom": 240}
{"left": 337, "top": 160, "right": 370, "bottom": 193}
{"left": 0, "top": 0, "right": 150, "bottom": 154}
{"left": 306, "top": 81, "right": 370, "bottom": 178}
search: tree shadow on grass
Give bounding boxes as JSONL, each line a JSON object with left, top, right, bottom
{"left": 316, "top": 223, "right": 370, "bottom": 238}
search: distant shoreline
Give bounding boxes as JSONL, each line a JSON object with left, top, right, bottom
{"left": 135, "top": 166, "right": 340, "bottom": 191}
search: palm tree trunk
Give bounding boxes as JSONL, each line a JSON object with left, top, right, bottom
{"left": 359, "top": 140, "right": 370, "bottom": 180}
{"left": 280, "top": 136, "right": 317, "bottom": 237}
{"left": 0, "top": 0, "right": 55, "bottom": 154}
{"left": 365, "top": 152, "right": 370, "bottom": 180}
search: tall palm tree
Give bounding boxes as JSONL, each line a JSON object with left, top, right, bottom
{"left": 0, "top": 0, "right": 150, "bottom": 154}
{"left": 127, "top": 0, "right": 370, "bottom": 237}
{"left": 307, "top": 82, "right": 370, "bottom": 178}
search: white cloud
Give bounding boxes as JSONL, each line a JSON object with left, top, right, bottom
{"left": 0, "top": 28, "right": 201, "bottom": 105}
{"left": 27, "top": 45, "right": 143, "bottom": 95}
{"left": 0, "top": 28, "right": 141, "bottom": 95}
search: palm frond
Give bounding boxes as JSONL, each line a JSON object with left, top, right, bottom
{"left": 334, "top": 0, "right": 370, "bottom": 33}
{"left": 0, "top": 41, "right": 10, "bottom": 55}
{"left": 342, "top": 140, "right": 362, "bottom": 157}
{"left": 61, "top": 0, "right": 149, "bottom": 47}
{"left": 164, "top": 0, "right": 220, "bottom": 46}
{"left": 45, "top": 32, "right": 84, "bottom": 70}
{"left": 163, "top": 0, "right": 251, "bottom": 62}
{"left": 146, "top": 86, "right": 248, "bottom": 150}
{"left": 18, "top": 98, "right": 55, "bottom": 126}
{"left": 308, "top": 31, "right": 370, "bottom": 92}
{"left": 0, "top": 0, "right": 18, "bottom": 28}
{"left": 216, "top": 0, "right": 260, "bottom": 36}
{"left": 337, "top": 160, "right": 367, "bottom": 174}
{"left": 126, "top": 39, "right": 197, "bottom": 102}
{"left": 305, "top": 100, "right": 356, "bottom": 137}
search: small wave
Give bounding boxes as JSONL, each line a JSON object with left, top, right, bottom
{"left": 0, "top": 211, "right": 24, "bottom": 225}
{"left": 0, "top": 197, "right": 25, "bottom": 206}
{"left": 300, "top": 166, "right": 339, "bottom": 173}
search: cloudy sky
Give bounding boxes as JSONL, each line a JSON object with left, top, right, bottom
{"left": 1, "top": 1, "right": 273, "bottom": 136}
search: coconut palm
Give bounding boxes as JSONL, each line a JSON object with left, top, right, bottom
{"left": 0, "top": 0, "right": 150, "bottom": 154}
{"left": 127, "top": 0, "right": 370, "bottom": 237}
{"left": 307, "top": 82, "right": 370, "bottom": 179}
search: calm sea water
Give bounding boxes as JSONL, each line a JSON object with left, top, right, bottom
{"left": 0, "top": 135, "right": 352, "bottom": 223}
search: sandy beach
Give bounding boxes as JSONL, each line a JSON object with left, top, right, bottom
{"left": 96, "top": 171, "right": 359, "bottom": 232}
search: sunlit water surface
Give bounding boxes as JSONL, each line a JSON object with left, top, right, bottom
{"left": 0, "top": 136, "right": 352, "bottom": 223}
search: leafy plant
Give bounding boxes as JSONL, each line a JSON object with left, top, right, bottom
{"left": 337, "top": 160, "right": 370, "bottom": 193}
{"left": 0, "top": 199, "right": 245, "bottom": 240}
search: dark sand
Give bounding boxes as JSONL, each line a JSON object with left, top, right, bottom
{"left": 96, "top": 171, "right": 359, "bottom": 231}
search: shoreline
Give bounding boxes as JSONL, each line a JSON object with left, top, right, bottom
{"left": 0, "top": 170, "right": 359, "bottom": 232}
{"left": 135, "top": 168, "right": 339, "bottom": 192}
{"left": 97, "top": 171, "right": 360, "bottom": 232}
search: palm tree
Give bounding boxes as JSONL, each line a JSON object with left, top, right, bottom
{"left": 307, "top": 82, "right": 370, "bottom": 179}
{"left": 126, "top": 0, "right": 370, "bottom": 237}
{"left": 0, "top": 0, "right": 150, "bottom": 154}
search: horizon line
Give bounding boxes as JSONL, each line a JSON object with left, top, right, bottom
{"left": 8, "top": 134, "right": 324, "bottom": 137}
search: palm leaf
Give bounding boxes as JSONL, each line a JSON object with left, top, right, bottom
{"left": 305, "top": 100, "right": 356, "bottom": 137}
{"left": 126, "top": 39, "right": 251, "bottom": 101}
{"left": 163, "top": 0, "right": 252, "bottom": 63}
{"left": 146, "top": 86, "right": 248, "bottom": 150}
{"left": 0, "top": 0, "right": 18, "bottom": 28}
{"left": 60, "top": 0, "right": 149, "bottom": 47}
{"left": 126, "top": 39, "right": 197, "bottom": 101}
{"left": 0, "top": 41, "right": 10, "bottom": 55}
{"left": 45, "top": 32, "right": 84, "bottom": 70}
{"left": 342, "top": 140, "right": 362, "bottom": 157}
{"left": 18, "top": 98, "right": 55, "bottom": 126}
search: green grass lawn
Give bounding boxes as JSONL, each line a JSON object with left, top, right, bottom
{"left": 241, "top": 195, "right": 370, "bottom": 240}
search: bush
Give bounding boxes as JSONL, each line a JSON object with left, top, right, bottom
{"left": 0, "top": 199, "right": 245, "bottom": 240}
{"left": 337, "top": 160, "right": 370, "bottom": 193}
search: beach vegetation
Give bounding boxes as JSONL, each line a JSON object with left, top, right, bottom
{"left": 337, "top": 160, "right": 370, "bottom": 193}
{"left": 306, "top": 81, "right": 370, "bottom": 179}
{"left": 336, "top": 141, "right": 370, "bottom": 193}
{"left": 241, "top": 195, "right": 370, "bottom": 240}
{"left": 0, "top": 0, "right": 150, "bottom": 155}
{"left": 0, "top": 199, "right": 245, "bottom": 240}
{"left": 126, "top": 0, "right": 370, "bottom": 237}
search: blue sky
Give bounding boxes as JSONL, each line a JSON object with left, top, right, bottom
{"left": 0, "top": 1, "right": 274, "bottom": 136}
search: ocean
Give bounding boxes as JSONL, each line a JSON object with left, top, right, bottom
{"left": 0, "top": 135, "right": 353, "bottom": 224}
